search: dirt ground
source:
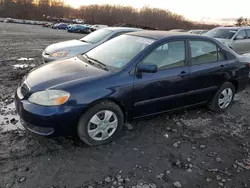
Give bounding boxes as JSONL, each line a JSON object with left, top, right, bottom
{"left": 0, "top": 23, "right": 250, "bottom": 188}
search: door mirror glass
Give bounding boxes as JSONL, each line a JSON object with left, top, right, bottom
{"left": 137, "top": 64, "right": 158, "bottom": 73}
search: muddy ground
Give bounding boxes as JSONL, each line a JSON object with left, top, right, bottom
{"left": 0, "top": 23, "right": 250, "bottom": 188}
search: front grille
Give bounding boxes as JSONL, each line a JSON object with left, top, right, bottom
{"left": 20, "top": 83, "right": 29, "bottom": 97}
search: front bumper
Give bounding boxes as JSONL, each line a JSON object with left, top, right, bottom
{"left": 42, "top": 52, "right": 58, "bottom": 63}
{"left": 15, "top": 92, "right": 85, "bottom": 137}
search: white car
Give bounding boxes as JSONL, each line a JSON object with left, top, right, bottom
{"left": 74, "top": 19, "right": 85, "bottom": 24}
{"left": 90, "top": 24, "right": 108, "bottom": 31}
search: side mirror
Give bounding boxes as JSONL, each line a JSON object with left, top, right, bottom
{"left": 137, "top": 64, "right": 158, "bottom": 73}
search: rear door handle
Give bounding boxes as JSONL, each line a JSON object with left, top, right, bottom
{"left": 220, "top": 64, "right": 227, "bottom": 68}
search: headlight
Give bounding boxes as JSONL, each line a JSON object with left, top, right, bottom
{"left": 28, "top": 90, "right": 70, "bottom": 106}
{"left": 51, "top": 50, "right": 69, "bottom": 57}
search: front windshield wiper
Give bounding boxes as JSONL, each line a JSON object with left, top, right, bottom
{"left": 84, "top": 54, "right": 109, "bottom": 71}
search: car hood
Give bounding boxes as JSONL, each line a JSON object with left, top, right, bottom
{"left": 238, "top": 53, "right": 250, "bottom": 62}
{"left": 26, "top": 57, "right": 108, "bottom": 91}
{"left": 44, "top": 39, "right": 92, "bottom": 53}
{"left": 214, "top": 38, "right": 231, "bottom": 44}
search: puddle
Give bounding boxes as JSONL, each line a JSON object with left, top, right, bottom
{"left": 13, "top": 63, "right": 35, "bottom": 69}
{"left": 17, "top": 57, "right": 34, "bottom": 61}
{"left": 0, "top": 102, "right": 24, "bottom": 132}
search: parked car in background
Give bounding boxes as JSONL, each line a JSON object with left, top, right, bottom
{"left": 90, "top": 24, "right": 108, "bottom": 32}
{"left": 204, "top": 26, "right": 250, "bottom": 54}
{"left": 52, "top": 23, "right": 68, "bottom": 29}
{"left": 200, "top": 30, "right": 209, "bottom": 35}
{"left": 68, "top": 24, "right": 90, "bottom": 33}
{"left": 66, "top": 24, "right": 73, "bottom": 30}
{"left": 17, "top": 31, "right": 249, "bottom": 146}
{"left": 51, "top": 22, "right": 59, "bottom": 28}
{"left": 168, "top": 29, "right": 187, "bottom": 32}
{"left": 42, "top": 27, "right": 142, "bottom": 63}
{"left": 73, "top": 19, "right": 85, "bottom": 24}
{"left": 42, "top": 22, "right": 51, "bottom": 27}
{"left": 188, "top": 29, "right": 209, "bottom": 35}
{"left": 114, "top": 23, "right": 158, "bottom": 30}
{"left": 3, "top": 18, "right": 13, "bottom": 23}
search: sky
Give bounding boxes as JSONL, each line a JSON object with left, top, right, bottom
{"left": 65, "top": 0, "right": 250, "bottom": 24}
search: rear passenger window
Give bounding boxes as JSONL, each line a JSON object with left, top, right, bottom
{"left": 246, "top": 30, "right": 250, "bottom": 39}
{"left": 142, "top": 41, "right": 185, "bottom": 69}
{"left": 190, "top": 40, "right": 226, "bottom": 65}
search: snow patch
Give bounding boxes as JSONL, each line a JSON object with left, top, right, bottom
{"left": 0, "top": 102, "right": 24, "bottom": 132}
{"left": 13, "top": 63, "right": 35, "bottom": 69}
{"left": 17, "top": 57, "right": 34, "bottom": 61}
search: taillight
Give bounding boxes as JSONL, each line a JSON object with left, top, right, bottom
{"left": 248, "top": 62, "right": 250, "bottom": 68}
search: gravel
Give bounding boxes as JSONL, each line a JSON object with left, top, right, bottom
{"left": 173, "top": 181, "right": 182, "bottom": 188}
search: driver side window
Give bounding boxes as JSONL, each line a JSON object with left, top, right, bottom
{"left": 142, "top": 41, "right": 185, "bottom": 69}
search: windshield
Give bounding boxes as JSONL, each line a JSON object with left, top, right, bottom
{"left": 80, "top": 29, "right": 112, "bottom": 43}
{"left": 84, "top": 35, "right": 155, "bottom": 69}
{"left": 204, "top": 28, "right": 237, "bottom": 39}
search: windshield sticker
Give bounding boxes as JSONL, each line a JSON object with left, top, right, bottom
{"left": 114, "top": 60, "right": 128, "bottom": 68}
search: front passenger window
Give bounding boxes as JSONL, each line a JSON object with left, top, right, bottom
{"left": 142, "top": 41, "right": 185, "bottom": 69}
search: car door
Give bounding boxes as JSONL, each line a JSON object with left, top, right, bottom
{"left": 132, "top": 40, "right": 190, "bottom": 118}
{"left": 245, "top": 29, "right": 250, "bottom": 53}
{"left": 186, "top": 39, "right": 229, "bottom": 104}
{"left": 231, "top": 29, "right": 248, "bottom": 54}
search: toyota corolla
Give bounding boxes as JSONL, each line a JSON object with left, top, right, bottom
{"left": 15, "top": 31, "right": 249, "bottom": 146}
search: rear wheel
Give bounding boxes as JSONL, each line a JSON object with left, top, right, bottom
{"left": 77, "top": 101, "right": 124, "bottom": 146}
{"left": 208, "top": 82, "right": 235, "bottom": 112}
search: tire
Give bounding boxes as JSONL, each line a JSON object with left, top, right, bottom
{"left": 77, "top": 100, "right": 124, "bottom": 146}
{"left": 208, "top": 82, "right": 235, "bottom": 112}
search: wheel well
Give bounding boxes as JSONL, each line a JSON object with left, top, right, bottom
{"left": 87, "top": 98, "right": 128, "bottom": 122}
{"left": 228, "top": 80, "right": 238, "bottom": 92}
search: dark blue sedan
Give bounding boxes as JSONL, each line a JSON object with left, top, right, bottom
{"left": 15, "top": 31, "right": 249, "bottom": 146}
{"left": 52, "top": 23, "right": 68, "bottom": 29}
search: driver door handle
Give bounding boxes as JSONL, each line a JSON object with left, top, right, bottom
{"left": 220, "top": 64, "right": 227, "bottom": 68}
{"left": 179, "top": 71, "right": 187, "bottom": 76}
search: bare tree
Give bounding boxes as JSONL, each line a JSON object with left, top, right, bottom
{"left": 0, "top": 1, "right": 217, "bottom": 30}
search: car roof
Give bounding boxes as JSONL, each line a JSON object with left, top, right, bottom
{"left": 215, "top": 26, "right": 240, "bottom": 30}
{"left": 220, "top": 26, "right": 250, "bottom": 30}
{"left": 105, "top": 27, "right": 143, "bottom": 31}
{"left": 126, "top": 30, "right": 198, "bottom": 40}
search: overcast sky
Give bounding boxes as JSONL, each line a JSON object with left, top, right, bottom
{"left": 65, "top": 0, "right": 249, "bottom": 23}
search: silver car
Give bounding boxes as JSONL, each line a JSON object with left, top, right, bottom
{"left": 42, "top": 27, "right": 142, "bottom": 63}
{"left": 204, "top": 26, "right": 250, "bottom": 54}
{"left": 188, "top": 29, "right": 209, "bottom": 35}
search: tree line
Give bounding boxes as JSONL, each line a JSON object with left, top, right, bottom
{"left": 236, "top": 17, "right": 250, "bottom": 26}
{"left": 0, "top": 0, "right": 218, "bottom": 30}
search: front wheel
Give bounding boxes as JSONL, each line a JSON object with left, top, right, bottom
{"left": 208, "top": 82, "right": 235, "bottom": 112}
{"left": 77, "top": 101, "right": 124, "bottom": 146}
